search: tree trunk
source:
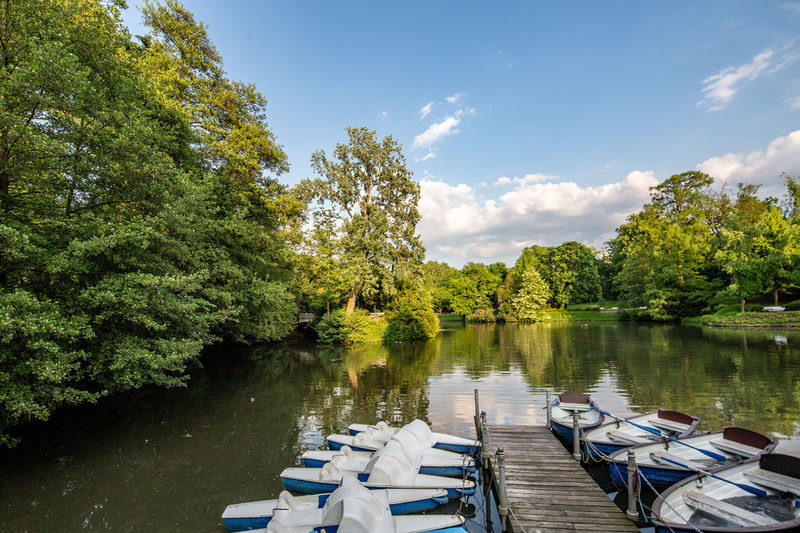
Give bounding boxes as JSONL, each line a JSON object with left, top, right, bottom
{"left": 345, "top": 292, "right": 357, "bottom": 315}
{"left": 741, "top": 297, "right": 745, "bottom": 314}
{"left": 774, "top": 287, "right": 779, "bottom": 306}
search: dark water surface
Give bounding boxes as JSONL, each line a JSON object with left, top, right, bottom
{"left": 1, "top": 322, "right": 799, "bottom": 531}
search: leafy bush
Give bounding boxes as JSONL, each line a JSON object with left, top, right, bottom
{"left": 315, "top": 310, "right": 386, "bottom": 344}
{"left": 466, "top": 307, "right": 496, "bottom": 323}
{"left": 384, "top": 291, "right": 440, "bottom": 341}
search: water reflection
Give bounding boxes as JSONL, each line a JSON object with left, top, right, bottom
{"left": 0, "top": 323, "right": 799, "bottom": 531}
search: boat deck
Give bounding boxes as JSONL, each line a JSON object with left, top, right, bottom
{"left": 485, "top": 425, "right": 639, "bottom": 532}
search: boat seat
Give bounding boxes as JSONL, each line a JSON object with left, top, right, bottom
{"left": 649, "top": 451, "right": 707, "bottom": 470}
{"left": 558, "top": 402, "right": 593, "bottom": 412}
{"left": 650, "top": 418, "right": 690, "bottom": 433}
{"left": 744, "top": 469, "right": 800, "bottom": 497}
{"left": 683, "top": 490, "right": 777, "bottom": 527}
{"left": 709, "top": 438, "right": 762, "bottom": 457}
{"left": 606, "top": 429, "right": 650, "bottom": 444}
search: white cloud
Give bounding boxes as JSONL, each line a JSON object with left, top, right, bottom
{"left": 419, "top": 102, "right": 434, "bottom": 119}
{"left": 418, "top": 171, "right": 657, "bottom": 266}
{"left": 445, "top": 92, "right": 465, "bottom": 104}
{"left": 700, "top": 49, "right": 774, "bottom": 111}
{"left": 415, "top": 150, "right": 436, "bottom": 162}
{"left": 494, "top": 173, "right": 555, "bottom": 186}
{"left": 697, "top": 129, "right": 800, "bottom": 196}
{"left": 790, "top": 94, "right": 800, "bottom": 109}
{"left": 379, "top": 111, "right": 388, "bottom": 119}
{"left": 413, "top": 115, "right": 461, "bottom": 149}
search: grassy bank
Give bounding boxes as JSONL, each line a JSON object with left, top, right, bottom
{"left": 686, "top": 310, "right": 800, "bottom": 328}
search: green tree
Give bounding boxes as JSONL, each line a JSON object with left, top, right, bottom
{"left": 422, "top": 261, "right": 458, "bottom": 312}
{"left": 304, "top": 127, "right": 425, "bottom": 314}
{"left": 512, "top": 268, "right": 551, "bottom": 321}
{"left": 612, "top": 172, "right": 718, "bottom": 319}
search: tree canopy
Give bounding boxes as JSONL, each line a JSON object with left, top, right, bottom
{"left": 302, "top": 127, "right": 425, "bottom": 314}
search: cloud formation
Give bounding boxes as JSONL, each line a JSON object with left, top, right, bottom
{"left": 696, "top": 129, "right": 800, "bottom": 196}
{"left": 700, "top": 49, "right": 775, "bottom": 111}
{"left": 445, "top": 92, "right": 465, "bottom": 104}
{"left": 419, "top": 102, "right": 434, "bottom": 119}
{"left": 418, "top": 171, "right": 657, "bottom": 266}
{"left": 413, "top": 115, "right": 461, "bottom": 149}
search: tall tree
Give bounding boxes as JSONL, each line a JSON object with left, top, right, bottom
{"left": 304, "top": 127, "right": 424, "bottom": 313}
{"left": 512, "top": 268, "right": 551, "bottom": 321}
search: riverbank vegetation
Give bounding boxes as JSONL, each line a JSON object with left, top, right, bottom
{"left": 2, "top": 0, "right": 799, "bottom": 445}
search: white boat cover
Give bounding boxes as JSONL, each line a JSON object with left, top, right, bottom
{"left": 389, "top": 420, "right": 437, "bottom": 453}
{"left": 276, "top": 490, "right": 317, "bottom": 511}
{"left": 267, "top": 476, "right": 395, "bottom": 533}
{"left": 366, "top": 441, "right": 420, "bottom": 485}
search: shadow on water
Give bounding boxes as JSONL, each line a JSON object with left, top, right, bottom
{"left": 1, "top": 323, "right": 799, "bottom": 531}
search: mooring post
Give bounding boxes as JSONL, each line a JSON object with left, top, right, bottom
{"left": 480, "top": 412, "right": 490, "bottom": 469}
{"left": 474, "top": 389, "right": 481, "bottom": 439}
{"left": 545, "top": 388, "right": 551, "bottom": 429}
{"left": 572, "top": 411, "right": 581, "bottom": 460}
{"left": 496, "top": 446, "right": 509, "bottom": 532}
{"left": 626, "top": 449, "right": 640, "bottom": 521}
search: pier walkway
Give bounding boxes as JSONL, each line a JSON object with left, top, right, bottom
{"left": 485, "top": 425, "right": 639, "bottom": 533}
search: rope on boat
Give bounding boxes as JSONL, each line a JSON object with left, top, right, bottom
{"left": 635, "top": 463, "right": 704, "bottom": 533}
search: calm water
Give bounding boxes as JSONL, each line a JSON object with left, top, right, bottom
{"left": 1, "top": 322, "right": 799, "bottom": 531}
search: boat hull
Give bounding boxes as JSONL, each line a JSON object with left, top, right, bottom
{"left": 223, "top": 492, "right": 451, "bottom": 532}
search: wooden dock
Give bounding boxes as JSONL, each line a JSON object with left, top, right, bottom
{"left": 485, "top": 425, "right": 639, "bottom": 533}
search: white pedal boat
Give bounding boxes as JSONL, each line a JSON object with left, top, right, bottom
{"left": 244, "top": 475, "right": 467, "bottom": 533}
{"left": 303, "top": 444, "right": 476, "bottom": 478}
{"left": 221, "top": 483, "right": 449, "bottom": 531}
{"left": 329, "top": 419, "right": 479, "bottom": 455}
{"left": 281, "top": 441, "right": 476, "bottom": 499}
{"left": 652, "top": 453, "right": 800, "bottom": 532}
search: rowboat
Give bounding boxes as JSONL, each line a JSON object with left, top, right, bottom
{"left": 548, "top": 392, "right": 604, "bottom": 444}
{"left": 608, "top": 427, "right": 777, "bottom": 489}
{"left": 238, "top": 475, "right": 467, "bottom": 533}
{"left": 281, "top": 441, "right": 476, "bottom": 499}
{"left": 580, "top": 409, "right": 699, "bottom": 462}
{"left": 302, "top": 444, "right": 476, "bottom": 478}
{"left": 329, "top": 420, "right": 479, "bottom": 455}
{"left": 222, "top": 485, "right": 449, "bottom": 531}
{"left": 652, "top": 453, "right": 800, "bottom": 532}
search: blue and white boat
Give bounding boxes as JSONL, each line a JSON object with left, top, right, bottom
{"left": 303, "top": 444, "right": 476, "bottom": 478}
{"left": 281, "top": 441, "right": 476, "bottom": 499}
{"left": 580, "top": 409, "right": 699, "bottom": 462}
{"left": 608, "top": 427, "right": 777, "bottom": 489}
{"left": 652, "top": 453, "right": 800, "bottom": 532}
{"left": 236, "top": 475, "right": 467, "bottom": 533}
{"left": 548, "top": 391, "right": 604, "bottom": 444}
{"left": 221, "top": 483, "right": 449, "bottom": 531}
{"left": 330, "top": 419, "right": 479, "bottom": 455}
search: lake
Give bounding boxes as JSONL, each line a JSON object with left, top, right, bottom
{"left": 1, "top": 322, "right": 799, "bottom": 531}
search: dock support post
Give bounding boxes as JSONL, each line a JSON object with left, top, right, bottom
{"left": 480, "top": 412, "right": 490, "bottom": 469}
{"left": 545, "top": 389, "right": 551, "bottom": 429}
{"left": 496, "top": 446, "right": 509, "bottom": 532}
{"left": 474, "top": 389, "right": 481, "bottom": 439}
{"left": 572, "top": 411, "right": 581, "bottom": 460}
{"left": 626, "top": 449, "right": 640, "bottom": 521}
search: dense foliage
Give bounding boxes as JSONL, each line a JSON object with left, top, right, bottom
{"left": 0, "top": 0, "right": 296, "bottom": 445}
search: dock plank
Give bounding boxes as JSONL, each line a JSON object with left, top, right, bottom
{"left": 486, "top": 425, "right": 638, "bottom": 533}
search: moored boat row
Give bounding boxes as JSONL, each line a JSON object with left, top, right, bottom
{"left": 222, "top": 419, "right": 478, "bottom": 532}
{"left": 549, "top": 391, "right": 799, "bottom": 532}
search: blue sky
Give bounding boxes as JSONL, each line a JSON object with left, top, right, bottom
{"left": 122, "top": 1, "right": 800, "bottom": 267}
